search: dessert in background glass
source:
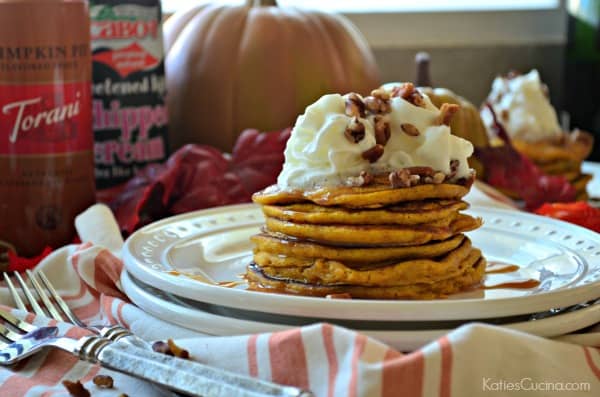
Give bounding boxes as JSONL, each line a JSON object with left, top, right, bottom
{"left": 249, "top": 84, "right": 485, "bottom": 299}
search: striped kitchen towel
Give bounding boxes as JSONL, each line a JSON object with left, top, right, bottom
{"left": 0, "top": 204, "right": 598, "bottom": 396}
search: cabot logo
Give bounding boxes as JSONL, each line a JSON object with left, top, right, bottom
{"left": 90, "top": 5, "right": 159, "bottom": 40}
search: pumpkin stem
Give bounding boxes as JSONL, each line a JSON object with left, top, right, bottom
{"left": 247, "top": 0, "right": 277, "bottom": 6}
{"left": 415, "top": 52, "right": 431, "bottom": 87}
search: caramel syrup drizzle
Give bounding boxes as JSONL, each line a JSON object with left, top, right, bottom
{"left": 483, "top": 262, "right": 540, "bottom": 290}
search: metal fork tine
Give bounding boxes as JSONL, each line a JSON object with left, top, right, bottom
{"left": 0, "top": 322, "right": 25, "bottom": 344}
{"left": 0, "top": 308, "right": 35, "bottom": 344}
{"left": 36, "top": 271, "right": 85, "bottom": 327}
{"left": 3, "top": 273, "right": 26, "bottom": 311}
{"left": 13, "top": 272, "right": 46, "bottom": 317}
{"left": 0, "top": 309, "right": 36, "bottom": 333}
{"left": 26, "top": 270, "right": 64, "bottom": 322}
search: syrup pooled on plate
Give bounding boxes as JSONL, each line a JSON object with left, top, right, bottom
{"left": 483, "top": 261, "right": 540, "bottom": 290}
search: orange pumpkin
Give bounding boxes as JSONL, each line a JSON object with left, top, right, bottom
{"left": 164, "top": 0, "right": 381, "bottom": 151}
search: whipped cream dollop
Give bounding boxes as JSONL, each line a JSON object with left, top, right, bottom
{"left": 482, "top": 69, "right": 562, "bottom": 142}
{"left": 277, "top": 85, "right": 474, "bottom": 190}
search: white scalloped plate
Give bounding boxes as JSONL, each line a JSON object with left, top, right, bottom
{"left": 122, "top": 203, "right": 600, "bottom": 321}
{"left": 121, "top": 271, "right": 600, "bottom": 351}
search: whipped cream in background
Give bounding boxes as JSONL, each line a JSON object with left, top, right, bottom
{"left": 482, "top": 69, "right": 562, "bottom": 142}
{"left": 277, "top": 86, "right": 474, "bottom": 190}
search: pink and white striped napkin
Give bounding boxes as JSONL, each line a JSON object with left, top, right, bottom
{"left": 0, "top": 187, "right": 599, "bottom": 397}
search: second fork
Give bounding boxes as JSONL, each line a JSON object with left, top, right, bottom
{"left": 3, "top": 269, "right": 148, "bottom": 347}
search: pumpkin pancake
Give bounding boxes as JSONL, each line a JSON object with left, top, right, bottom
{"left": 261, "top": 200, "right": 468, "bottom": 225}
{"left": 263, "top": 213, "right": 481, "bottom": 246}
{"left": 537, "top": 159, "right": 581, "bottom": 175}
{"left": 576, "top": 191, "right": 590, "bottom": 201}
{"left": 253, "top": 180, "right": 471, "bottom": 209}
{"left": 256, "top": 239, "right": 479, "bottom": 286}
{"left": 571, "top": 173, "right": 593, "bottom": 192}
{"left": 251, "top": 233, "right": 465, "bottom": 263}
{"left": 512, "top": 132, "right": 593, "bottom": 164}
{"left": 246, "top": 257, "right": 486, "bottom": 300}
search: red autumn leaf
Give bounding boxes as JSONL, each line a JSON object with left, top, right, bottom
{"left": 475, "top": 104, "right": 575, "bottom": 210}
{"left": 109, "top": 128, "right": 291, "bottom": 235}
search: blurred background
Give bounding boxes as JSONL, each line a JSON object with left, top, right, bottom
{"left": 163, "top": 0, "right": 600, "bottom": 158}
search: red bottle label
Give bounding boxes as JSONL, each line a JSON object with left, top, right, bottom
{"left": 0, "top": 82, "right": 92, "bottom": 155}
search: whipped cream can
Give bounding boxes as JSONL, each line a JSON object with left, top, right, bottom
{"left": 91, "top": 0, "right": 169, "bottom": 193}
{"left": 0, "top": 0, "right": 96, "bottom": 257}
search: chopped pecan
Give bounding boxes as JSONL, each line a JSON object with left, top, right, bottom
{"left": 373, "top": 116, "right": 391, "bottom": 145}
{"left": 401, "top": 123, "right": 420, "bottom": 137}
{"left": 344, "top": 117, "right": 365, "bottom": 143}
{"left": 62, "top": 380, "right": 91, "bottom": 397}
{"left": 405, "top": 166, "right": 434, "bottom": 176}
{"left": 361, "top": 144, "right": 384, "bottom": 163}
{"left": 93, "top": 375, "right": 114, "bottom": 389}
{"left": 432, "top": 172, "right": 446, "bottom": 184}
{"left": 391, "top": 83, "right": 426, "bottom": 107}
{"left": 447, "top": 160, "right": 459, "bottom": 179}
{"left": 152, "top": 340, "right": 172, "bottom": 355}
{"left": 344, "top": 93, "right": 366, "bottom": 118}
{"left": 390, "top": 82, "right": 415, "bottom": 99}
{"left": 370, "top": 88, "right": 391, "bottom": 101}
{"left": 364, "top": 96, "right": 380, "bottom": 113}
{"left": 346, "top": 171, "right": 374, "bottom": 187}
{"left": 435, "top": 103, "right": 460, "bottom": 126}
{"left": 389, "top": 169, "right": 411, "bottom": 188}
{"left": 168, "top": 339, "right": 190, "bottom": 359}
{"left": 501, "top": 109, "right": 510, "bottom": 121}
{"left": 364, "top": 96, "right": 391, "bottom": 114}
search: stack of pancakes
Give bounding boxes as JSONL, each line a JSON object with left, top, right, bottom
{"left": 512, "top": 131, "right": 594, "bottom": 201}
{"left": 247, "top": 172, "right": 485, "bottom": 299}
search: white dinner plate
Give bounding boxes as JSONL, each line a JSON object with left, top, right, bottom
{"left": 121, "top": 270, "right": 600, "bottom": 351}
{"left": 122, "top": 203, "right": 600, "bottom": 321}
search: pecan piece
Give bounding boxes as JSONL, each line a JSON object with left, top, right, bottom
{"left": 389, "top": 169, "right": 411, "bottom": 188}
{"left": 501, "top": 109, "right": 510, "bottom": 121}
{"left": 344, "top": 93, "right": 366, "bottom": 118}
{"left": 152, "top": 340, "right": 172, "bottom": 355}
{"left": 93, "top": 375, "right": 114, "bottom": 389}
{"left": 435, "top": 103, "right": 460, "bottom": 126}
{"left": 432, "top": 172, "right": 446, "bottom": 184}
{"left": 168, "top": 339, "right": 190, "bottom": 359}
{"left": 391, "top": 82, "right": 415, "bottom": 99}
{"left": 447, "top": 159, "right": 459, "bottom": 179}
{"left": 401, "top": 123, "right": 420, "bottom": 137}
{"left": 62, "top": 380, "right": 91, "bottom": 397}
{"left": 364, "top": 96, "right": 380, "bottom": 113}
{"left": 370, "top": 88, "right": 391, "bottom": 101}
{"left": 405, "top": 166, "right": 434, "bottom": 176}
{"left": 391, "top": 83, "right": 426, "bottom": 107}
{"left": 361, "top": 144, "right": 384, "bottom": 163}
{"left": 346, "top": 171, "right": 374, "bottom": 187}
{"left": 373, "top": 116, "right": 391, "bottom": 145}
{"left": 344, "top": 117, "right": 365, "bottom": 143}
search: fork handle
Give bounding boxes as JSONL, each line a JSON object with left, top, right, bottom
{"left": 94, "top": 340, "right": 312, "bottom": 397}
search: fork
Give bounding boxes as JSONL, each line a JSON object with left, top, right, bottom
{"left": 0, "top": 308, "right": 312, "bottom": 397}
{"left": 3, "top": 270, "right": 148, "bottom": 348}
